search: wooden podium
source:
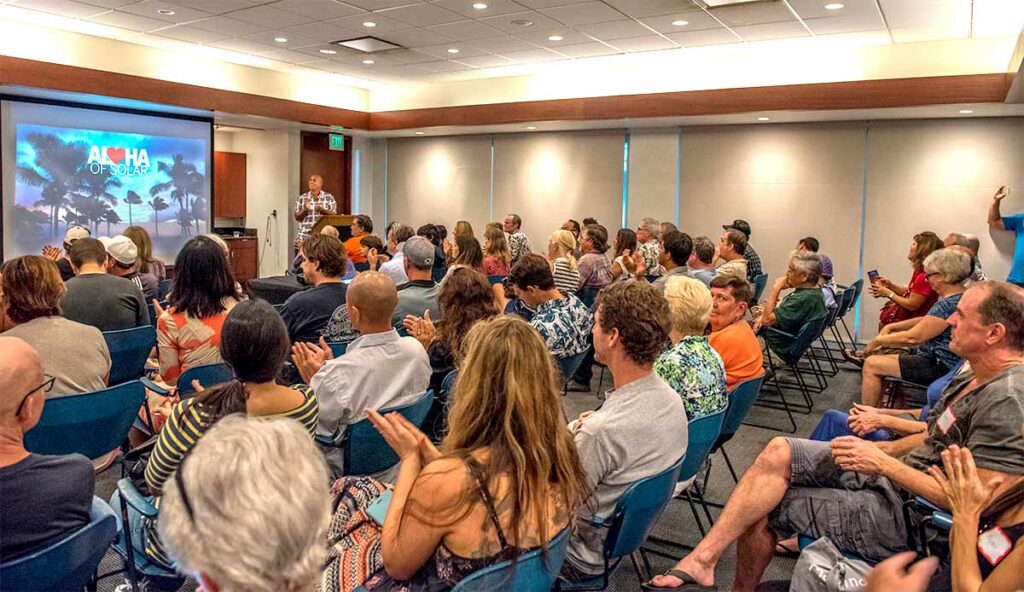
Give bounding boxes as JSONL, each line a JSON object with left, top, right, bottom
{"left": 312, "top": 214, "right": 356, "bottom": 241}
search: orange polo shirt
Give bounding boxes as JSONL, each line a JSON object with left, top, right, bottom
{"left": 709, "top": 321, "right": 764, "bottom": 390}
{"left": 344, "top": 235, "right": 367, "bottom": 263}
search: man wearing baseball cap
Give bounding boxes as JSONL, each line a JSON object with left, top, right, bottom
{"left": 722, "top": 219, "right": 763, "bottom": 283}
{"left": 41, "top": 225, "right": 91, "bottom": 282}
{"left": 62, "top": 237, "right": 149, "bottom": 332}
{"left": 391, "top": 235, "right": 440, "bottom": 327}
{"left": 100, "top": 235, "right": 158, "bottom": 303}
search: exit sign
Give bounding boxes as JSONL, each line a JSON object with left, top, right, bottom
{"left": 329, "top": 133, "right": 345, "bottom": 151}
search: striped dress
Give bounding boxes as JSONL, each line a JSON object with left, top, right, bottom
{"left": 141, "top": 385, "right": 319, "bottom": 567}
{"left": 552, "top": 257, "right": 580, "bottom": 296}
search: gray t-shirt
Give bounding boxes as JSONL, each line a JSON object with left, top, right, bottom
{"left": 4, "top": 317, "right": 111, "bottom": 397}
{"left": 61, "top": 273, "right": 149, "bottom": 332}
{"left": 392, "top": 280, "right": 440, "bottom": 327}
{"left": 903, "top": 364, "right": 1024, "bottom": 475}
{"left": 568, "top": 373, "right": 688, "bottom": 574}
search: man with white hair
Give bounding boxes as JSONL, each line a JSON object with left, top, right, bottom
{"left": 754, "top": 250, "right": 827, "bottom": 354}
{"left": 636, "top": 217, "right": 663, "bottom": 278}
{"left": 0, "top": 337, "right": 94, "bottom": 561}
{"left": 944, "top": 231, "right": 987, "bottom": 282}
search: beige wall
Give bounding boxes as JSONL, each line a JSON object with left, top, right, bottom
{"left": 627, "top": 128, "right": 679, "bottom": 230}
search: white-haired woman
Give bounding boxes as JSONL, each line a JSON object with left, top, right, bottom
{"left": 859, "top": 248, "right": 973, "bottom": 406}
{"left": 159, "top": 416, "right": 330, "bottom": 592}
{"left": 654, "top": 276, "right": 728, "bottom": 421}
{"left": 547, "top": 229, "right": 580, "bottom": 296}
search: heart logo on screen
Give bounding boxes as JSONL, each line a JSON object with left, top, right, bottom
{"left": 106, "top": 147, "right": 126, "bottom": 164}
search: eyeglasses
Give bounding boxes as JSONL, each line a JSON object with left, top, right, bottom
{"left": 174, "top": 454, "right": 197, "bottom": 524}
{"left": 15, "top": 374, "right": 55, "bottom": 416}
{"left": 925, "top": 272, "right": 941, "bottom": 280}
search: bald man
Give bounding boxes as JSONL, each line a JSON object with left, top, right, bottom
{"left": 291, "top": 272, "right": 430, "bottom": 478}
{"left": 0, "top": 337, "right": 94, "bottom": 560}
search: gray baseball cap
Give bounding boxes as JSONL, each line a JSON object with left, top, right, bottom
{"left": 403, "top": 235, "right": 434, "bottom": 269}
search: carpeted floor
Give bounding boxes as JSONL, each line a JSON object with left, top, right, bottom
{"left": 93, "top": 360, "right": 862, "bottom": 592}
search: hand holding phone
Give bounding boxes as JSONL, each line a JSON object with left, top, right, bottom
{"left": 867, "top": 269, "right": 880, "bottom": 285}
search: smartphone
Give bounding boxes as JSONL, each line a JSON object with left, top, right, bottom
{"left": 867, "top": 269, "right": 879, "bottom": 284}
{"left": 366, "top": 489, "right": 393, "bottom": 526}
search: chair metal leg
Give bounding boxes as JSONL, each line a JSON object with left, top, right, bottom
{"left": 640, "top": 548, "right": 654, "bottom": 580}
{"left": 693, "top": 481, "right": 716, "bottom": 527}
{"left": 746, "top": 370, "right": 799, "bottom": 433}
{"left": 721, "top": 447, "right": 739, "bottom": 483}
{"left": 118, "top": 496, "right": 141, "bottom": 592}
{"left": 630, "top": 551, "right": 647, "bottom": 583}
{"left": 683, "top": 490, "right": 707, "bottom": 537}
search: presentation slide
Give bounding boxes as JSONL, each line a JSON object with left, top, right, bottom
{"left": 1, "top": 99, "right": 212, "bottom": 261}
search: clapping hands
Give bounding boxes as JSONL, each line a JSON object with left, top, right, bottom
{"left": 291, "top": 337, "right": 334, "bottom": 383}
{"left": 367, "top": 409, "right": 441, "bottom": 465}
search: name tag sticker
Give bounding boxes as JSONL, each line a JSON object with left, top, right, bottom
{"left": 937, "top": 407, "right": 957, "bottom": 434}
{"left": 978, "top": 527, "right": 1013, "bottom": 566}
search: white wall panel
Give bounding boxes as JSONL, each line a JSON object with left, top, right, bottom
{"left": 627, "top": 128, "right": 679, "bottom": 230}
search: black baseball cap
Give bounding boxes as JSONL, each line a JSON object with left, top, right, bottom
{"left": 723, "top": 219, "right": 752, "bottom": 237}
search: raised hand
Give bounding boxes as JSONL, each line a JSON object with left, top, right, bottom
{"left": 368, "top": 248, "right": 379, "bottom": 271}
{"left": 41, "top": 245, "right": 61, "bottom": 261}
{"left": 927, "top": 445, "right": 1004, "bottom": 519}
{"left": 993, "top": 185, "right": 1008, "bottom": 201}
{"left": 367, "top": 409, "right": 422, "bottom": 462}
{"left": 151, "top": 299, "right": 166, "bottom": 319}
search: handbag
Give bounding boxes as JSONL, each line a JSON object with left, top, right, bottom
{"left": 790, "top": 537, "right": 873, "bottom": 592}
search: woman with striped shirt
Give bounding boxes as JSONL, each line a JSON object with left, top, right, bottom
{"left": 122, "top": 299, "right": 319, "bottom": 569}
{"left": 548, "top": 229, "right": 580, "bottom": 296}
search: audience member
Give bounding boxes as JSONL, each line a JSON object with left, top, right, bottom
{"left": 100, "top": 235, "right": 158, "bottom": 303}
{"left": 444, "top": 235, "right": 484, "bottom": 282}
{"left": 61, "top": 237, "right": 149, "bottom": 331}
{"left": 293, "top": 271, "right": 430, "bottom": 478}
{"left": 945, "top": 231, "right": 987, "bottom": 283}
{"left": 661, "top": 221, "right": 679, "bottom": 236}
{"left": 2, "top": 256, "right": 109, "bottom": 396}
{"left": 610, "top": 228, "right": 638, "bottom": 282}
{"left": 795, "top": 236, "right": 837, "bottom": 308}
{"left": 159, "top": 416, "right": 329, "bottom": 592}
{"left": 378, "top": 224, "right": 414, "bottom": 285}
{"left": 124, "top": 225, "right": 167, "bottom": 281}
{"left": 418, "top": 224, "right": 448, "bottom": 283}
{"left": 390, "top": 236, "right": 441, "bottom": 327}
{"left": 453, "top": 219, "right": 474, "bottom": 240}
{"left": 360, "top": 235, "right": 389, "bottom": 270}
{"left": 564, "top": 280, "right": 687, "bottom": 579}
{"left": 548, "top": 228, "right": 581, "bottom": 296}
{"left": 321, "top": 224, "right": 340, "bottom": 239}
{"left": 562, "top": 219, "right": 582, "bottom": 242}
{"left": 41, "top": 225, "right": 89, "bottom": 282}
{"left": 0, "top": 337, "right": 94, "bottom": 562}
{"left": 988, "top": 185, "right": 1023, "bottom": 287}
{"left": 344, "top": 214, "right": 373, "bottom": 266}
{"left": 482, "top": 225, "right": 512, "bottom": 276}
{"left": 688, "top": 236, "right": 717, "bottom": 286}
{"left": 654, "top": 276, "right": 728, "bottom": 420}
{"left": 723, "top": 219, "right": 762, "bottom": 283}
{"left": 717, "top": 229, "right": 749, "bottom": 281}
{"left": 509, "top": 254, "right": 592, "bottom": 360}
{"left": 156, "top": 236, "right": 241, "bottom": 387}
{"left": 504, "top": 213, "right": 532, "bottom": 263}
{"left": 636, "top": 217, "right": 663, "bottom": 278}
{"left": 281, "top": 235, "right": 348, "bottom": 344}
{"left": 858, "top": 249, "right": 972, "bottom": 406}
{"left": 755, "top": 250, "right": 827, "bottom": 354}
{"left": 578, "top": 225, "right": 613, "bottom": 300}
{"left": 797, "top": 236, "right": 820, "bottom": 253}
{"left": 294, "top": 173, "right": 337, "bottom": 241}
{"left": 319, "top": 315, "right": 588, "bottom": 590}
{"left": 870, "top": 231, "right": 944, "bottom": 330}
{"left": 134, "top": 299, "right": 319, "bottom": 569}
{"left": 708, "top": 275, "right": 764, "bottom": 389}
{"left": 652, "top": 231, "right": 694, "bottom": 291}
{"left": 582, "top": 217, "right": 599, "bottom": 227}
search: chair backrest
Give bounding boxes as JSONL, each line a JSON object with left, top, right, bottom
{"left": 555, "top": 348, "right": 589, "bottom": 382}
{"left": 603, "top": 455, "right": 685, "bottom": 559}
{"left": 104, "top": 326, "right": 157, "bottom": 385}
{"left": 751, "top": 273, "right": 768, "bottom": 302}
{"left": 775, "top": 316, "right": 829, "bottom": 365}
{"left": 846, "top": 279, "right": 864, "bottom": 314}
{"left": 831, "top": 287, "right": 851, "bottom": 319}
{"left": 720, "top": 375, "right": 765, "bottom": 439}
{"left": 487, "top": 275, "right": 506, "bottom": 286}
{"left": 157, "top": 279, "right": 172, "bottom": 300}
{"left": 644, "top": 274, "right": 660, "bottom": 284}
{"left": 679, "top": 409, "right": 726, "bottom": 482}
{"left": 441, "top": 369, "right": 459, "bottom": 395}
{"left": 451, "top": 527, "right": 570, "bottom": 591}
{"left": 326, "top": 340, "right": 351, "bottom": 358}
{"left": 0, "top": 497, "right": 117, "bottom": 590}
{"left": 177, "top": 363, "right": 234, "bottom": 400}
{"left": 343, "top": 390, "right": 435, "bottom": 476}
{"left": 24, "top": 381, "right": 146, "bottom": 459}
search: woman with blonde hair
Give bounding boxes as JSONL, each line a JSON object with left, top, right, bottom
{"left": 482, "top": 226, "right": 512, "bottom": 276}
{"left": 453, "top": 220, "right": 474, "bottom": 240}
{"left": 318, "top": 315, "right": 591, "bottom": 592}
{"left": 548, "top": 229, "right": 580, "bottom": 296}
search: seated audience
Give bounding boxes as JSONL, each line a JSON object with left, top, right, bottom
{"left": 390, "top": 236, "right": 441, "bottom": 327}
{"left": 134, "top": 300, "right": 319, "bottom": 568}
{"left": 945, "top": 231, "right": 988, "bottom": 283}
{"left": 661, "top": 221, "right": 678, "bottom": 236}
{"left": 610, "top": 228, "right": 638, "bottom": 282}
{"left": 796, "top": 236, "right": 838, "bottom": 309}
{"left": 2, "top": 256, "right": 109, "bottom": 396}
{"left": 508, "top": 254, "right": 591, "bottom": 359}
{"left": 708, "top": 275, "right": 764, "bottom": 389}
{"left": 378, "top": 224, "right": 415, "bottom": 285}
{"left": 548, "top": 229, "right": 581, "bottom": 296}
{"left": 482, "top": 225, "right": 512, "bottom": 276}
{"left": 716, "top": 228, "right": 749, "bottom": 281}
{"left": 281, "top": 234, "right": 348, "bottom": 344}
{"left": 292, "top": 228, "right": 357, "bottom": 281}
{"left": 318, "top": 316, "right": 588, "bottom": 591}
{"left": 101, "top": 235, "right": 158, "bottom": 303}
{"left": 654, "top": 231, "right": 694, "bottom": 290}
{"left": 504, "top": 213, "right": 532, "bottom": 263}
{"left": 859, "top": 248, "right": 972, "bottom": 406}
{"left": 418, "top": 224, "right": 448, "bottom": 283}
{"left": 723, "top": 219, "right": 763, "bottom": 283}
{"left": 344, "top": 214, "right": 373, "bottom": 266}
{"left": 0, "top": 337, "right": 94, "bottom": 561}
{"left": 562, "top": 218, "right": 582, "bottom": 243}
{"left": 870, "top": 231, "right": 944, "bottom": 331}
{"left": 688, "top": 236, "right": 717, "bottom": 286}
{"left": 61, "top": 237, "right": 149, "bottom": 331}
{"left": 453, "top": 219, "right": 474, "bottom": 240}
{"left": 124, "top": 225, "right": 167, "bottom": 281}
{"left": 158, "top": 415, "right": 329, "bottom": 592}
{"left": 564, "top": 280, "right": 687, "bottom": 579}
{"left": 636, "top": 217, "right": 663, "bottom": 277}
{"left": 755, "top": 250, "right": 827, "bottom": 354}
{"left": 646, "top": 281, "right": 1024, "bottom": 591}
{"left": 360, "top": 234, "right": 389, "bottom": 269}
{"left": 577, "top": 224, "right": 613, "bottom": 303}
{"left": 443, "top": 235, "right": 484, "bottom": 282}
{"left": 654, "top": 276, "right": 728, "bottom": 420}
{"left": 42, "top": 225, "right": 90, "bottom": 282}
{"left": 156, "top": 236, "right": 241, "bottom": 387}
{"left": 292, "top": 271, "right": 430, "bottom": 478}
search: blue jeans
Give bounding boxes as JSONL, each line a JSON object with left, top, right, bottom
{"left": 809, "top": 409, "right": 893, "bottom": 442}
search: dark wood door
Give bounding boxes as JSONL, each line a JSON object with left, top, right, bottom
{"left": 213, "top": 151, "right": 247, "bottom": 219}
{"left": 300, "top": 132, "right": 351, "bottom": 214}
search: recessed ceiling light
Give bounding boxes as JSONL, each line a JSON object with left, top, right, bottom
{"left": 959, "top": 109, "right": 974, "bottom": 114}
{"left": 547, "top": 35, "right": 563, "bottom": 41}
{"left": 447, "top": 48, "right": 460, "bottom": 53}
{"left": 274, "top": 37, "right": 288, "bottom": 43}
{"left": 362, "top": 59, "right": 375, "bottom": 64}
{"left": 671, "top": 20, "right": 689, "bottom": 26}
{"left": 472, "top": 2, "right": 488, "bottom": 8}
{"left": 526, "top": 126, "right": 537, "bottom": 130}
{"left": 415, "top": 131, "right": 425, "bottom": 135}
{"left": 756, "top": 117, "right": 770, "bottom": 121}
{"left": 510, "top": 19, "right": 533, "bottom": 27}
{"left": 362, "top": 21, "right": 376, "bottom": 27}
{"left": 157, "top": 8, "right": 175, "bottom": 15}
{"left": 824, "top": 2, "right": 844, "bottom": 9}
{"left": 318, "top": 48, "right": 337, "bottom": 54}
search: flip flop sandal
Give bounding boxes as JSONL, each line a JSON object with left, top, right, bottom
{"left": 774, "top": 541, "right": 800, "bottom": 558}
{"left": 841, "top": 348, "right": 865, "bottom": 367}
{"left": 641, "top": 569, "right": 716, "bottom": 591}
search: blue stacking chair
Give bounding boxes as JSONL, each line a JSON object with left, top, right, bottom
{"left": 755, "top": 316, "right": 829, "bottom": 432}
{"left": 559, "top": 456, "right": 686, "bottom": 590}
{"left": 835, "top": 279, "right": 863, "bottom": 349}
{"left": 556, "top": 347, "right": 590, "bottom": 395}
{"left": 322, "top": 390, "right": 434, "bottom": 476}
{"left": 453, "top": 528, "right": 571, "bottom": 591}
{"left": 145, "top": 301, "right": 167, "bottom": 328}
{"left": 326, "top": 340, "right": 351, "bottom": 358}
{"left": 104, "top": 326, "right": 157, "bottom": 386}
{"left": 112, "top": 479, "right": 183, "bottom": 592}
{"left": 487, "top": 275, "right": 506, "bottom": 286}
{"left": 157, "top": 279, "right": 172, "bottom": 300}
{"left": 142, "top": 362, "right": 233, "bottom": 401}
{"left": 0, "top": 497, "right": 118, "bottom": 592}
{"left": 714, "top": 375, "right": 765, "bottom": 483}
{"left": 425, "top": 369, "right": 459, "bottom": 443}
{"left": 24, "top": 380, "right": 146, "bottom": 461}
{"left": 751, "top": 273, "right": 768, "bottom": 303}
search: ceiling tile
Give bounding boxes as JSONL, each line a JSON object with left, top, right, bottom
{"left": 731, "top": 20, "right": 809, "bottom": 41}
{"left": 575, "top": 18, "right": 651, "bottom": 40}
{"left": 117, "top": 0, "right": 212, "bottom": 24}
{"left": 9, "top": 0, "right": 109, "bottom": 18}
{"left": 414, "top": 42, "right": 488, "bottom": 58}
{"left": 540, "top": 1, "right": 623, "bottom": 25}
{"left": 242, "top": 30, "right": 319, "bottom": 49}
{"left": 377, "top": 26, "right": 453, "bottom": 47}
{"left": 972, "top": 0, "right": 1024, "bottom": 37}
{"left": 153, "top": 24, "right": 231, "bottom": 43}
{"left": 707, "top": 2, "right": 795, "bottom": 26}
{"left": 337, "top": 0, "right": 414, "bottom": 9}
{"left": 802, "top": 13, "right": 886, "bottom": 35}
{"left": 513, "top": 0, "right": 590, "bottom": 8}
{"left": 640, "top": 10, "right": 723, "bottom": 33}
{"left": 378, "top": 3, "right": 465, "bottom": 27}
{"left": 229, "top": 4, "right": 313, "bottom": 27}
{"left": 281, "top": 21, "right": 358, "bottom": 42}
{"left": 426, "top": 18, "right": 505, "bottom": 40}
{"left": 419, "top": 60, "right": 478, "bottom": 72}
{"left": 602, "top": 0, "right": 702, "bottom": 19}
{"left": 254, "top": 48, "right": 327, "bottom": 63}
{"left": 606, "top": 35, "right": 677, "bottom": 52}
{"left": 189, "top": 16, "right": 269, "bottom": 36}
{"left": 331, "top": 12, "right": 409, "bottom": 33}
{"left": 271, "top": 0, "right": 362, "bottom": 20}
{"left": 434, "top": 0, "right": 524, "bottom": 18}
{"left": 293, "top": 43, "right": 352, "bottom": 57}
{"left": 456, "top": 53, "right": 516, "bottom": 67}
{"left": 90, "top": 10, "right": 169, "bottom": 31}
{"left": 500, "top": 47, "right": 564, "bottom": 62}
{"left": 550, "top": 40, "right": 620, "bottom": 57}
{"left": 880, "top": 0, "right": 970, "bottom": 42}
{"left": 465, "top": 34, "right": 538, "bottom": 52}
{"left": 786, "top": 0, "right": 877, "bottom": 20}
{"left": 208, "top": 37, "right": 278, "bottom": 53}
{"left": 516, "top": 27, "right": 591, "bottom": 45}
{"left": 385, "top": 49, "right": 441, "bottom": 64}
{"left": 77, "top": 0, "right": 139, "bottom": 7}
{"left": 664, "top": 27, "right": 740, "bottom": 46}
{"left": 373, "top": 63, "right": 434, "bottom": 77}
{"left": 479, "top": 10, "right": 563, "bottom": 32}
{"left": 163, "top": 0, "right": 254, "bottom": 14}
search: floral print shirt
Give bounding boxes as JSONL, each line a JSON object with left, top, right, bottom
{"left": 529, "top": 293, "right": 592, "bottom": 358}
{"left": 507, "top": 230, "right": 532, "bottom": 263}
{"left": 654, "top": 336, "right": 728, "bottom": 420}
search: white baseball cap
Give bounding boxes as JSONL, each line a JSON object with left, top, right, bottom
{"left": 64, "top": 225, "right": 90, "bottom": 243}
{"left": 99, "top": 235, "right": 138, "bottom": 266}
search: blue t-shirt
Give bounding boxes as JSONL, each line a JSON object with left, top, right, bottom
{"left": 1004, "top": 213, "right": 1024, "bottom": 284}
{"left": 915, "top": 293, "right": 963, "bottom": 370}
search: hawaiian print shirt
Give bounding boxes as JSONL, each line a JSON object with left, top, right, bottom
{"left": 295, "top": 191, "right": 337, "bottom": 239}
{"left": 507, "top": 230, "right": 532, "bottom": 263}
{"left": 653, "top": 335, "right": 728, "bottom": 420}
{"left": 638, "top": 239, "right": 662, "bottom": 277}
{"left": 529, "top": 293, "right": 592, "bottom": 358}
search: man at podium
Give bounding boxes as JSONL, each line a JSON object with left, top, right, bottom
{"left": 293, "top": 174, "right": 337, "bottom": 241}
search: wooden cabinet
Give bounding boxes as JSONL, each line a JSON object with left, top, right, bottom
{"left": 225, "top": 237, "right": 258, "bottom": 284}
{"left": 214, "top": 151, "right": 247, "bottom": 219}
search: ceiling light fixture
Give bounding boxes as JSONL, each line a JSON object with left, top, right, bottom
{"left": 362, "top": 21, "right": 377, "bottom": 27}
{"left": 447, "top": 47, "right": 460, "bottom": 53}
{"left": 526, "top": 126, "right": 537, "bottom": 130}
{"left": 756, "top": 117, "right": 770, "bottom": 121}
{"left": 824, "top": 2, "right": 844, "bottom": 9}
{"left": 510, "top": 19, "right": 533, "bottom": 27}
{"left": 415, "top": 131, "right": 425, "bottom": 135}
{"left": 319, "top": 48, "right": 337, "bottom": 54}
{"left": 472, "top": 2, "right": 488, "bottom": 8}
{"left": 362, "top": 59, "right": 375, "bottom": 64}
{"left": 671, "top": 19, "right": 689, "bottom": 26}
{"left": 958, "top": 109, "right": 974, "bottom": 114}
{"left": 547, "top": 35, "right": 563, "bottom": 41}
{"left": 274, "top": 37, "right": 288, "bottom": 42}
{"left": 157, "top": 8, "right": 175, "bottom": 15}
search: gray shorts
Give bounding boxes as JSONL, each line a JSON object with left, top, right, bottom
{"left": 768, "top": 439, "right": 911, "bottom": 561}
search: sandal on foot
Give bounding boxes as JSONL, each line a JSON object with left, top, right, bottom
{"left": 774, "top": 541, "right": 800, "bottom": 558}
{"left": 841, "top": 348, "right": 865, "bottom": 367}
{"left": 641, "top": 569, "right": 715, "bottom": 591}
